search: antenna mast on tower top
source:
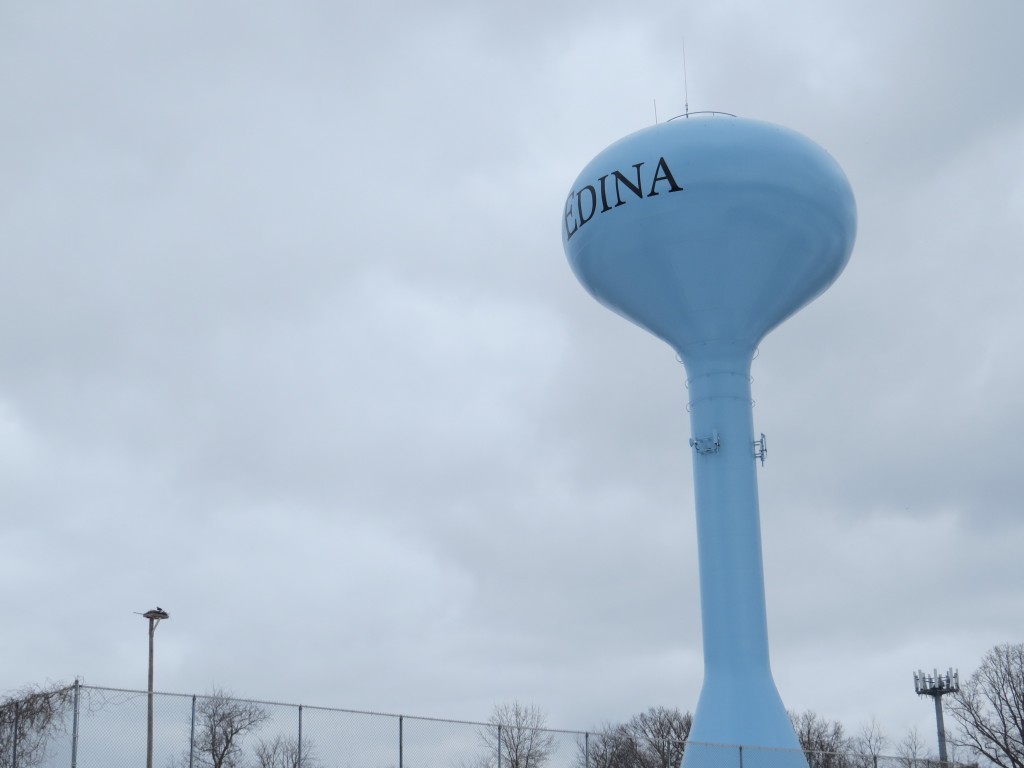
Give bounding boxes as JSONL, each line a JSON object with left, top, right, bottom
{"left": 683, "top": 40, "right": 690, "bottom": 117}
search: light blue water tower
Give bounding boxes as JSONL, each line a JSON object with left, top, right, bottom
{"left": 562, "top": 114, "right": 856, "bottom": 767}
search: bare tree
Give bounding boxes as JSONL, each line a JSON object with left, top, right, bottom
{"left": 187, "top": 690, "right": 270, "bottom": 768}
{"left": 254, "top": 734, "right": 321, "bottom": 768}
{"left": 850, "top": 718, "right": 888, "bottom": 768}
{"left": 947, "top": 644, "right": 1024, "bottom": 768}
{"left": 789, "top": 710, "right": 853, "bottom": 768}
{"left": 578, "top": 707, "right": 691, "bottom": 768}
{"left": 479, "top": 702, "right": 558, "bottom": 768}
{"left": 896, "top": 726, "right": 937, "bottom": 768}
{"left": 581, "top": 727, "right": 640, "bottom": 768}
{"left": 0, "top": 683, "right": 74, "bottom": 768}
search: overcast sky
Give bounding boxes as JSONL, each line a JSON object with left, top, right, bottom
{"left": 2, "top": 0, "right": 1023, "bottom": 753}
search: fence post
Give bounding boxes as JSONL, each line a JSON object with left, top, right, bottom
{"left": 585, "top": 732, "right": 590, "bottom": 768}
{"left": 399, "top": 716, "right": 404, "bottom": 768}
{"left": 738, "top": 745, "right": 744, "bottom": 768}
{"left": 874, "top": 756, "right": 878, "bottom": 768}
{"left": 188, "top": 695, "right": 196, "bottom": 768}
{"left": 298, "top": 705, "right": 304, "bottom": 767}
{"left": 11, "top": 701, "right": 18, "bottom": 768}
{"left": 70, "top": 680, "right": 80, "bottom": 768}
{"left": 497, "top": 724, "right": 503, "bottom": 768}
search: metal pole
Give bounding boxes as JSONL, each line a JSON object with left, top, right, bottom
{"left": 71, "top": 680, "right": 80, "bottom": 768}
{"left": 188, "top": 695, "right": 196, "bottom": 768}
{"left": 585, "top": 732, "right": 590, "bottom": 768}
{"left": 738, "top": 745, "right": 744, "bottom": 768}
{"left": 934, "top": 694, "right": 948, "bottom": 763}
{"left": 497, "top": 724, "right": 502, "bottom": 768}
{"left": 298, "top": 705, "right": 304, "bottom": 767}
{"left": 398, "top": 716, "right": 403, "bottom": 768}
{"left": 11, "top": 701, "right": 18, "bottom": 768}
{"left": 147, "top": 617, "right": 156, "bottom": 768}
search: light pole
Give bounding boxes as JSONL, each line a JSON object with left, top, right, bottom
{"left": 142, "top": 607, "right": 169, "bottom": 768}
{"left": 914, "top": 668, "right": 959, "bottom": 764}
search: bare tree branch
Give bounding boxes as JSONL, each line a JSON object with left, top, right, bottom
{"left": 254, "top": 734, "right": 321, "bottom": 768}
{"left": 948, "top": 644, "right": 1024, "bottom": 768}
{"left": 577, "top": 707, "right": 691, "bottom": 768}
{"left": 185, "top": 689, "right": 270, "bottom": 768}
{"left": 0, "top": 683, "right": 74, "bottom": 768}
{"left": 789, "top": 710, "right": 853, "bottom": 768}
{"left": 479, "top": 702, "right": 558, "bottom": 768}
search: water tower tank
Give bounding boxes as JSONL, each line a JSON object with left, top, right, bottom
{"left": 562, "top": 115, "right": 856, "bottom": 767}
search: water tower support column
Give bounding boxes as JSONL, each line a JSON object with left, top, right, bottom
{"left": 682, "top": 348, "right": 802, "bottom": 763}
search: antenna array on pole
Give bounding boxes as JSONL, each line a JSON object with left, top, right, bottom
{"left": 914, "top": 668, "right": 959, "bottom": 764}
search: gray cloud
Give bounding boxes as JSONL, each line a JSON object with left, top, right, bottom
{"left": 1, "top": 0, "right": 1022, "bottom": 751}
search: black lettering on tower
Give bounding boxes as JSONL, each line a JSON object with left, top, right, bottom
{"left": 598, "top": 175, "right": 613, "bottom": 212}
{"left": 648, "top": 157, "right": 683, "bottom": 196}
{"left": 613, "top": 163, "right": 645, "bottom": 207}
{"left": 564, "top": 192, "right": 579, "bottom": 239}
{"left": 576, "top": 185, "right": 598, "bottom": 228}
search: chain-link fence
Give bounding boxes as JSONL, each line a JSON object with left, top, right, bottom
{"left": 0, "top": 684, "right": 973, "bottom": 768}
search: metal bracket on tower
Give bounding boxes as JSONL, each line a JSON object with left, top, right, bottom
{"left": 752, "top": 433, "right": 767, "bottom": 465}
{"left": 689, "top": 430, "right": 720, "bottom": 455}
